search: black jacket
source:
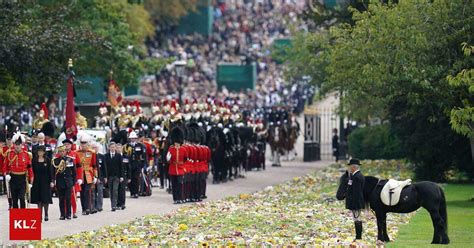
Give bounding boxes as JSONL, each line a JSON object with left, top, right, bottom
{"left": 345, "top": 171, "right": 365, "bottom": 210}
{"left": 53, "top": 156, "right": 76, "bottom": 189}
{"left": 123, "top": 143, "right": 147, "bottom": 169}
{"left": 120, "top": 153, "right": 131, "bottom": 180}
{"left": 96, "top": 153, "right": 107, "bottom": 180}
{"left": 105, "top": 153, "right": 123, "bottom": 178}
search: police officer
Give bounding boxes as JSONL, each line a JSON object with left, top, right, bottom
{"left": 123, "top": 131, "right": 147, "bottom": 198}
{"left": 346, "top": 158, "right": 365, "bottom": 241}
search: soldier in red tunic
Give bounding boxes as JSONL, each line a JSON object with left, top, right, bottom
{"left": 3, "top": 132, "right": 33, "bottom": 209}
{"left": 62, "top": 138, "right": 82, "bottom": 218}
{"left": 77, "top": 136, "right": 98, "bottom": 215}
{"left": 167, "top": 127, "right": 187, "bottom": 204}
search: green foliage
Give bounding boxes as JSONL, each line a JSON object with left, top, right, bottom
{"left": 447, "top": 43, "right": 474, "bottom": 139}
{"left": 0, "top": 66, "right": 27, "bottom": 105}
{"left": 0, "top": 0, "right": 157, "bottom": 104}
{"left": 142, "top": 57, "right": 174, "bottom": 75}
{"left": 348, "top": 124, "right": 405, "bottom": 160}
{"left": 144, "top": 0, "right": 198, "bottom": 26}
{"left": 291, "top": 0, "right": 473, "bottom": 181}
{"left": 278, "top": 31, "right": 330, "bottom": 88}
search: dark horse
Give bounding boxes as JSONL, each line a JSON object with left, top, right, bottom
{"left": 336, "top": 171, "right": 449, "bottom": 244}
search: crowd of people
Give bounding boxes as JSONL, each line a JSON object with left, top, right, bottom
{"left": 0, "top": 0, "right": 313, "bottom": 222}
{"left": 141, "top": 0, "right": 309, "bottom": 111}
{"left": 0, "top": 93, "right": 305, "bottom": 221}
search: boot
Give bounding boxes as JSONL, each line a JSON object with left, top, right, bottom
{"left": 355, "top": 221, "right": 363, "bottom": 240}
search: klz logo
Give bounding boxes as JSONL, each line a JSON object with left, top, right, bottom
{"left": 10, "top": 209, "right": 41, "bottom": 240}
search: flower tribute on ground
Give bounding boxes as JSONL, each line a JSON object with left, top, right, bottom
{"left": 33, "top": 160, "right": 415, "bottom": 246}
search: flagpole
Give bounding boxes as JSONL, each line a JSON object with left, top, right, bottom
{"left": 65, "top": 58, "right": 77, "bottom": 140}
{"left": 109, "top": 69, "right": 115, "bottom": 131}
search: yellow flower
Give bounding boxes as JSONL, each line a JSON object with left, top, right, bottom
{"left": 239, "top": 194, "right": 251, "bottom": 200}
{"left": 178, "top": 223, "right": 189, "bottom": 231}
{"left": 266, "top": 238, "right": 275, "bottom": 244}
{"left": 200, "top": 241, "right": 210, "bottom": 247}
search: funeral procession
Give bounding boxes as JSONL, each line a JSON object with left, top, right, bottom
{"left": 0, "top": 0, "right": 472, "bottom": 246}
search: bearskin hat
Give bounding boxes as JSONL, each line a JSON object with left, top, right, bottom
{"left": 170, "top": 127, "right": 184, "bottom": 145}
{"left": 41, "top": 121, "right": 55, "bottom": 137}
{"left": 0, "top": 130, "right": 5, "bottom": 143}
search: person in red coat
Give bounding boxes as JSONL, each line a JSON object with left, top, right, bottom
{"left": 167, "top": 127, "right": 187, "bottom": 204}
{"left": 62, "top": 139, "right": 82, "bottom": 218}
{"left": 201, "top": 143, "right": 211, "bottom": 199}
{"left": 3, "top": 132, "right": 33, "bottom": 209}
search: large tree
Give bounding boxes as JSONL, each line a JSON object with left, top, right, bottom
{"left": 287, "top": 0, "right": 473, "bottom": 180}
{"left": 0, "top": 0, "right": 157, "bottom": 105}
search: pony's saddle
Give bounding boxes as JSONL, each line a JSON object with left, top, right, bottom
{"left": 380, "top": 179, "right": 412, "bottom": 206}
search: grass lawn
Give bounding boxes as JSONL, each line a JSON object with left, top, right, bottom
{"left": 389, "top": 184, "right": 474, "bottom": 248}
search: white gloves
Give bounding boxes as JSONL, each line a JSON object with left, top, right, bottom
{"left": 93, "top": 177, "right": 98, "bottom": 184}
{"left": 166, "top": 152, "right": 172, "bottom": 162}
{"left": 5, "top": 174, "right": 11, "bottom": 182}
{"left": 119, "top": 177, "right": 124, "bottom": 183}
{"left": 77, "top": 179, "right": 83, "bottom": 185}
{"left": 50, "top": 182, "right": 55, "bottom": 188}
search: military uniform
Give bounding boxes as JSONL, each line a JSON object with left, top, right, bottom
{"left": 77, "top": 148, "right": 97, "bottom": 215}
{"left": 123, "top": 141, "right": 147, "bottom": 198}
{"left": 92, "top": 152, "right": 107, "bottom": 212}
{"left": 53, "top": 155, "right": 76, "bottom": 219}
{"left": 117, "top": 148, "right": 131, "bottom": 209}
{"left": 3, "top": 148, "right": 33, "bottom": 209}
{"left": 65, "top": 148, "right": 81, "bottom": 218}
{"left": 167, "top": 127, "right": 187, "bottom": 204}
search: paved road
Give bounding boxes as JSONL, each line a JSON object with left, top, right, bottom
{"left": 0, "top": 114, "right": 333, "bottom": 244}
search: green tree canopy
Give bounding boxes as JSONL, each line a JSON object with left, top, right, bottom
{"left": 0, "top": 0, "right": 159, "bottom": 105}
{"left": 287, "top": 0, "right": 473, "bottom": 180}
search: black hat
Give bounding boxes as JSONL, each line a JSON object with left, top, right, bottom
{"left": 41, "top": 121, "right": 55, "bottom": 137}
{"left": 31, "top": 130, "right": 38, "bottom": 137}
{"left": 62, "top": 138, "right": 73, "bottom": 144}
{"left": 347, "top": 158, "right": 361, "bottom": 166}
{"left": 170, "top": 127, "right": 184, "bottom": 145}
{"left": 36, "top": 145, "right": 46, "bottom": 152}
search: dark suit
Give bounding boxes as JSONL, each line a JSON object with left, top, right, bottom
{"left": 345, "top": 170, "right": 365, "bottom": 210}
{"left": 105, "top": 152, "right": 123, "bottom": 209}
{"left": 117, "top": 153, "right": 131, "bottom": 208}
{"left": 54, "top": 156, "right": 76, "bottom": 218}
{"left": 92, "top": 153, "right": 107, "bottom": 211}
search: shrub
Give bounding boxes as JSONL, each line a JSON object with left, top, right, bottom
{"left": 348, "top": 124, "right": 405, "bottom": 160}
